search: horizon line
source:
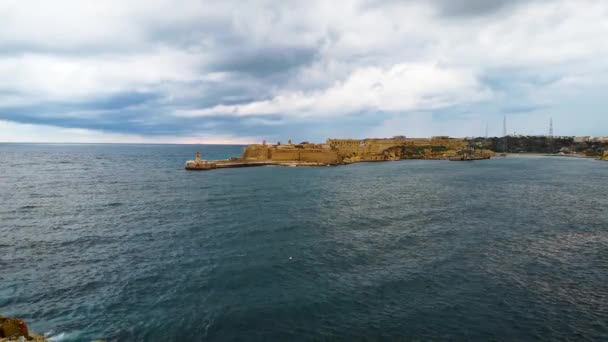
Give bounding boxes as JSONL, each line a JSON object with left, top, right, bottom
{"left": 1, "top": 134, "right": 604, "bottom": 145}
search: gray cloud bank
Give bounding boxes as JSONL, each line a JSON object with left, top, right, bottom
{"left": 1, "top": 0, "right": 607, "bottom": 142}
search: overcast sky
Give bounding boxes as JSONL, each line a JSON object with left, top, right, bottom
{"left": 1, "top": 0, "right": 607, "bottom": 143}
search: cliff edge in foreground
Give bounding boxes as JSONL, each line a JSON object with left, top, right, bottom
{"left": 0, "top": 315, "right": 47, "bottom": 341}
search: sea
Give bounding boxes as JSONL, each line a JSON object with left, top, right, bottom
{"left": 1, "top": 143, "right": 607, "bottom": 341}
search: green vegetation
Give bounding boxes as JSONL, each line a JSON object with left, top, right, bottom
{"left": 473, "top": 136, "right": 607, "bottom": 156}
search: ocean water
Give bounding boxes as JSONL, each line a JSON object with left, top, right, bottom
{"left": 1, "top": 143, "right": 608, "bottom": 341}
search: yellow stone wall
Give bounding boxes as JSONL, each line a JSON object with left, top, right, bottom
{"left": 242, "top": 145, "right": 271, "bottom": 160}
{"left": 270, "top": 149, "right": 301, "bottom": 161}
{"left": 241, "top": 144, "right": 340, "bottom": 164}
{"left": 242, "top": 137, "right": 467, "bottom": 164}
{"left": 299, "top": 150, "right": 340, "bottom": 164}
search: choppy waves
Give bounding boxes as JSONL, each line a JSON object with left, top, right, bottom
{"left": 1, "top": 144, "right": 607, "bottom": 341}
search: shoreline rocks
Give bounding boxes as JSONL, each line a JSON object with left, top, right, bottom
{"left": 0, "top": 315, "right": 47, "bottom": 341}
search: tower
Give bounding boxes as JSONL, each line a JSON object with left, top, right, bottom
{"left": 548, "top": 117, "right": 554, "bottom": 153}
{"left": 485, "top": 123, "right": 489, "bottom": 139}
{"left": 502, "top": 115, "right": 508, "bottom": 153}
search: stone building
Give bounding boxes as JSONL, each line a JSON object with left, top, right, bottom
{"left": 243, "top": 142, "right": 340, "bottom": 165}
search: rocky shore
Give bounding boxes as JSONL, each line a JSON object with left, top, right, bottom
{"left": 0, "top": 316, "right": 46, "bottom": 341}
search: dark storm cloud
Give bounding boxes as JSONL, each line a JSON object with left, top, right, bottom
{"left": 0, "top": 91, "right": 164, "bottom": 134}
{"left": 210, "top": 46, "right": 319, "bottom": 76}
{"left": 85, "top": 91, "right": 160, "bottom": 110}
{"left": 0, "top": 92, "right": 288, "bottom": 137}
{"left": 3, "top": 0, "right": 605, "bottom": 140}
{"left": 0, "top": 1, "right": 330, "bottom": 139}
{"left": 180, "top": 111, "right": 391, "bottom": 143}
{"left": 433, "top": 0, "right": 526, "bottom": 17}
{"left": 364, "top": 0, "right": 527, "bottom": 17}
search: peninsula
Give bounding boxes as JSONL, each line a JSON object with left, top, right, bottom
{"left": 185, "top": 137, "right": 494, "bottom": 170}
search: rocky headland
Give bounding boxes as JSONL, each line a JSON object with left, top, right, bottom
{"left": 185, "top": 137, "right": 495, "bottom": 170}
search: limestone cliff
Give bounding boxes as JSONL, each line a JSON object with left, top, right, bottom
{"left": 241, "top": 137, "right": 471, "bottom": 164}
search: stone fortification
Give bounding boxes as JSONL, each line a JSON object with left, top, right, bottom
{"left": 326, "top": 137, "right": 467, "bottom": 162}
{"left": 243, "top": 142, "right": 340, "bottom": 165}
{"left": 241, "top": 137, "right": 468, "bottom": 164}
{"left": 186, "top": 136, "right": 482, "bottom": 170}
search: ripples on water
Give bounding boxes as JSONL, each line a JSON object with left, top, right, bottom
{"left": 1, "top": 144, "right": 607, "bottom": 341}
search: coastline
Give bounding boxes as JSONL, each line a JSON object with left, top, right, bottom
{"left": 183, "top": 136, "right": 607, "bottom": 170}
{"left": 185, "top": 137, "right": 495, "bottom": 170}
{"left": 505, "top": 153, "right": 596, "bottom": 159}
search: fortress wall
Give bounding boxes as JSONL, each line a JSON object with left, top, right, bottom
{"left": 243, "top": 145, "right": 271, "bottom": 160}
{"left": 269, "top": 149, "right": 340, "bottom": 164}
{"left": 270, "top": 149, "right": 301, "bottom": 161}
{"left": 330, "top": 139, "right": 405, "bottom": 158}
{"left": 366, "top": 141, "right": 403, "bottom": 154}
{"left": 241, "top": 137, "right": 466, "bottom": 164}
{"left": 299, "top": 150, "right": 340, "bottom": 164}
{"left": 335, "top": 145, "right": 368, "bottom": 157}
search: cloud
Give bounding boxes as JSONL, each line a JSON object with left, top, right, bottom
{"left": 0, "top": 119, "right": 256, "bottom": 144}
{"left": 0, "top": 0, "right": 607, "bottom": 142}
{"left": 177, "top": 63, "right": 489, "bottom": 117}
{"left": 363, "top": 0, "right": 528, "bottom": 17}
{"left": 430, "top": 0, "right": 528, "bottom": 17}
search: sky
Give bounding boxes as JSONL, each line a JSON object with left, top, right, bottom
{"left": 1, "top": 0, "right": 607, "bottom": 144}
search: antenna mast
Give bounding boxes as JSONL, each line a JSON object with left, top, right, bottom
{"left": 548, "top": 117, "right": 554, "bottom": 153}
{"left": 502, "top": 115, "right": 508, "bottom": 153}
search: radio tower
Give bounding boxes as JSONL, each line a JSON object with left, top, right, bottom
{"left": 502, "top": 115, "right": 508, "bottom": 152}
{"left": 485, "top": 123, "right": 489, "bottom": 139}
{"left": 548, "top": 117, "right": 554, "bottom": 153}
